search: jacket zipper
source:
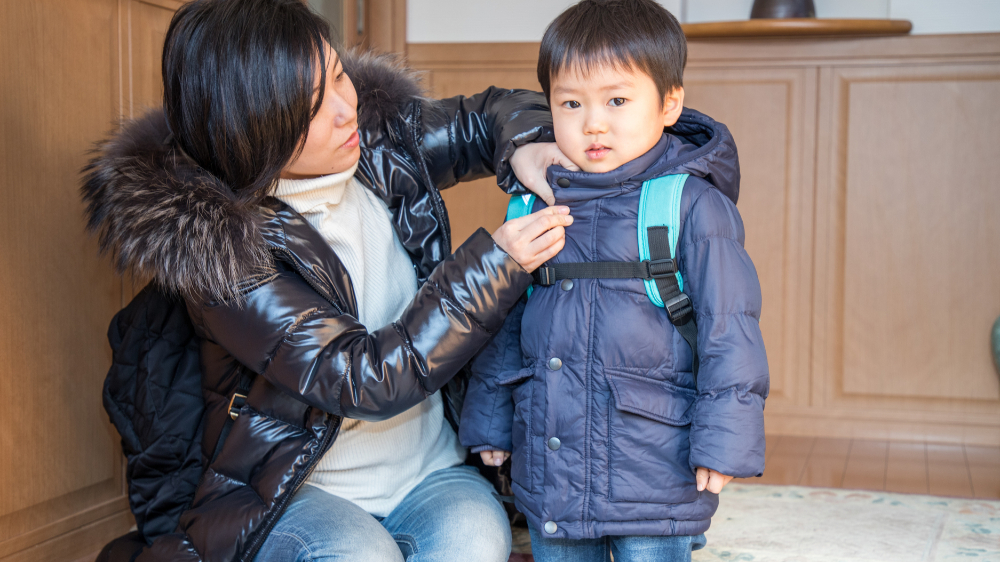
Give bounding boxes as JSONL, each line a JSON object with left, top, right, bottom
{"left": 240, "top": 415, "right": 341, "bottom": 562}
{"left": 239, "top": 245, "right": 347, "bottom": 561}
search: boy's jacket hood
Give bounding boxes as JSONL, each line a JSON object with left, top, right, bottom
{"left": 80, "top": 50, "right": 426, "bottom": 303}
{"left": 545, "top": 108, "right": 740, "bottom": 204}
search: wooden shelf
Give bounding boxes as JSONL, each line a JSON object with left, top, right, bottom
{"left": 682, "top": 18, "right": 912, "bottom": 39}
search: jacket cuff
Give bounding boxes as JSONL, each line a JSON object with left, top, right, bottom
{"left": 428, "top": 228, "right": 532, "bottom": 334}
{"left": 689, "top": 388, "right": 766, "bottom": 479}
{"left": 469, "top": 444, "right": 509, "bottom": 454}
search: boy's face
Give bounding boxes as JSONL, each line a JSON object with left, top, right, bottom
{"left": 550, "top": 63, "right": 684, "bottom": 174}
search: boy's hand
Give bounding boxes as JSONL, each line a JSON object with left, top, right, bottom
{"left": 696, "top": 467, "right": 733, "bottom": 494}
{"left": 479, "top": 450, "right": 511, "bottom": 467}
{"left": 510, "top": 142, "right": 580, "bottom": 206}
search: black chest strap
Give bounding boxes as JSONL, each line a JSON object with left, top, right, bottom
{"left": 531, "top": 226, "right": 699, "bottom": 381}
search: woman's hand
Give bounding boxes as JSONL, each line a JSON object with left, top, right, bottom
{"left": 480, "top": 450, "right": 511, "bottom": 467}
{"left": 696, "top": 467, "right": 734, "bottom": 494}
{"left": 510, "top": 142, "right": 580, "bottom": 206}
{"left": 493, "top": 206, "right": 573, "bottom": 273}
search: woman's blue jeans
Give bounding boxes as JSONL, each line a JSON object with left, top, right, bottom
{"left": 253, "top": 465, "right": 511, "bottom": 562}
{"left": 528, "top": 523, "right": 706, "bottom": 562}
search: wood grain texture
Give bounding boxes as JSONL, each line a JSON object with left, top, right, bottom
{"left": 682, "top": 66, "right": 816, "bottom": 411}
{"left": 407, "top": 33, "right": 1000, "bottom": 447}
{"left": 682, "top": 18, "right": 912, "bottom": 39}
{"left": 0, "top": 0, "right": 176, "bottom": 559}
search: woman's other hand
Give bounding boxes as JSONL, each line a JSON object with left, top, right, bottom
{"left": 493, "top": 206, "right": 572, "bottom": 273}
{"left": 510, "top": 142, "right": 580, "bottom": 206}
{"left": 479, "top": 450, "right": 511, "bottom": 467}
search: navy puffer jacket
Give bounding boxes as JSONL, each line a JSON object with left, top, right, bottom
{"left": 460, "top": 109, "right": 769, "bottom": 539}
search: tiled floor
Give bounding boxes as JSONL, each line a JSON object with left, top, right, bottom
{"left": 735, "top": 434, "right": 1000, "bottom": 499}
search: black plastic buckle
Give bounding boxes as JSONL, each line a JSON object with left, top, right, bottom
{"left": 644, "top": 258, "right": 677, "bottom": 279}
{"left": 534, "top": 266, "right": 557, "bottom": 286}
{"left": 663, "top": 293, "right": 693, "bottom": 325}
{"left": 228, "top": 392, "right": 247, "bottom": 420}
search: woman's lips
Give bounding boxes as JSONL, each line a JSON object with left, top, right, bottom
{"left": 341, "top": 129, "right": 360, "bottom": 149}
{"left": 585, "top": 145, "right": 610, "bottom": 160}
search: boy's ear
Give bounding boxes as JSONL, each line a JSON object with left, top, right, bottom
{"left": 661, "top": 87, "right": 685, "bottom": 128}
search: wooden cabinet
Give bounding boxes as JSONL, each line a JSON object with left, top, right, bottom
{"left": 408, "top": 33, "right": 1000, "bottom": 446}
{"left": 0, "top": 1, "right": 180, "bottom": 560}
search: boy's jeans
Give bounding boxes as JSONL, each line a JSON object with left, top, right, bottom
{"left": 528, "top": 523, "right": 706, "bottom": 562}
{"left": 254, "top": 465, "right": 511, "bottom": 562}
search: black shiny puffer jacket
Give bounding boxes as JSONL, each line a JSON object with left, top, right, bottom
{"left": 81, "top": 51, "right": 550, "bottom": 562}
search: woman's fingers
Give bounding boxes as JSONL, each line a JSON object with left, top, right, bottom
{"left": 518, "top": 207, "right": 573, "bottom": 241}
{"left": 493, "top": 206, "right": 573, "bottom": 272}
{"left": 528, "top": 181, "right": 556, "bottom": 207}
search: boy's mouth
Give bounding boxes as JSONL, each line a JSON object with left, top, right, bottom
{"left": 585, "top": 144, "right": 611, "bottom": 160}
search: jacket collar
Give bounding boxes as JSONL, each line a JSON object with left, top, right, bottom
{"left": 80, "top": 50, "right": 424, "bottom": 304}
{"left": 545, "top": 108, "right": 741, "bottom": 205}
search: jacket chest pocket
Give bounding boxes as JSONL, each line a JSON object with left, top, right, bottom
{"left": 499, "top": 368, "right": 535, "bottom": 492}
{"left": 605, "top": 370, "right": 699, "bottom": 504}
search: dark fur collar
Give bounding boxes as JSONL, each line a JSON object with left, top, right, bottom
{"left": 81, "top": 50, "right": 425, "bottom": 303}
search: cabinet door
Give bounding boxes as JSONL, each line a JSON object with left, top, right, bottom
{"left": 812, "top": 62, "right": 1000, "bottom": 441}
{"left": 0, "top": 1, "right": 179, "bottom": 560}
{"left": 684, "top": 66, "right": 818, "bottom": 413}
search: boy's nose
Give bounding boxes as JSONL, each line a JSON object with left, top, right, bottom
{"left": 583, "top": 113, "right": 609, "bottom": 135}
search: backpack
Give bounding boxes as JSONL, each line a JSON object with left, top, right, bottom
{"left": 506, "top": 174, "right": 700, "bottom": 379}
{"left": 103, "top": 284, "right": 205, "bottom": 542}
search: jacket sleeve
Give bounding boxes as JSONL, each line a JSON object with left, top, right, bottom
{"left": 459, "top": 298, "right": 526, "bottom": 452}
{"left": 679, "top": 183, "right": 770, "bottom": 479}
{"left": 419, "top": 87, "right": 554, "bottom": 193}
{"left": 194, "top": 229, "right": 532, "bottom": 421}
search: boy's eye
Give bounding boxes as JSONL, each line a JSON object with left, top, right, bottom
{"left": 609, "top": 97, "right": 626, "bottom": 107}
{"left": 563, "top": 100, "right": 581, "bottom": 109}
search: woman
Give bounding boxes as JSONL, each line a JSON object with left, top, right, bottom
{"left": 82, "top": 0, "right": 573, "bottom": 560}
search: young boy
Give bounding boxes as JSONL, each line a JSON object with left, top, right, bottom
{"left": 460, "top": 1, "right": 769, "bottom": 560}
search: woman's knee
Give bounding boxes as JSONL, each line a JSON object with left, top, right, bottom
{"left": 434, "top": 489, "right": 512, "bottom": 561}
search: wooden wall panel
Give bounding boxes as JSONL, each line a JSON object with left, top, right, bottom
{"left": 409, "top": 44, "right": 543, "bottom": 247}
{"left": 683, "top": 67, "right": 817, "bottom": 409}
{"left": 0, "top": 0, "right": 126, "bottom": 557}
{"left": 837, "top": 65, "right": 1000, "bottom": 403}
{"left": 408, "top": 34, "right": 1000, "bottom": 445}
{"left": 128, "top": 0, "right": 178, "bottom": 118}
{"left": 1, "top": 0, "right": 179, "bottom": 559}
{"left": 812, "top": 63, "right": 1000, "bottom": 420}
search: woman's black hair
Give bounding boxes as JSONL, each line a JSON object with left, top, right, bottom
{"left": 162, "top": 0, "right": 334, "bottom": 200}
{"left": 537, "top": 0, "right": 686, "bottom": 103}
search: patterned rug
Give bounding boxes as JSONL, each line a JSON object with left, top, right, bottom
{"left": 694, "top": 484, "right": 1000, "bottom": 562}
{"left": 508, "top": 484, "right": 1000, "bottom": 562}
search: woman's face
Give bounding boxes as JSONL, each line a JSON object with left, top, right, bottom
{"left": 281, "top": 46, "right": 360, "bottom": 179}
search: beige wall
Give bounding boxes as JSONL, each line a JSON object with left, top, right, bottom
{"left": 407, "top": 0, "right": 1000, "bottom": 42}
{"left": 408, "top": 33, "right": 1000, "bottom": 446}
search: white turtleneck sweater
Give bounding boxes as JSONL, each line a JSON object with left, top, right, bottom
{"left": 272, "top": 163, "right": 466, "bottom": 517}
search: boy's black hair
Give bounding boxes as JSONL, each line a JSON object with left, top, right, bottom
{"left": 537, "top": 0, "right": 686, "bottom": 102}
{"left": 162, "top": 0, "right": 334, "bottom": 201}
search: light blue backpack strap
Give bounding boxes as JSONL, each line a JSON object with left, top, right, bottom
{"left": 637, "top": 174, "right": 689, "bottom": 307}
{"left": 506, "top": 193, "right": 537, "bottom": 222}
{"left": 506, "top": 193, "right": 537, "bottom": 296}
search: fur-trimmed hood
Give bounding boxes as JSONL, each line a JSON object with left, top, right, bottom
{"left": 80, "top": 50, "right": 426, "bottom": 303}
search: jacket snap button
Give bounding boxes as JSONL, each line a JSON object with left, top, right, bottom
{"left": 561, "top": 279, "right": 574, "bottom": 291}
{"left": 548, "top": 357, "right": 562, "bottom": 370}
{"left": 557, "top": 178, "right": 570, "bottom": 188}
{"left": 544, "top": 521, "right": 558, "bottom": 534}
{"left": 548, "top": 437, "right": 561, "bottom": 450}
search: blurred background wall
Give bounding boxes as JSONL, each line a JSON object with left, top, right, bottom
{"left": 408, "top": 0, "right": 1000, "bottom": 42}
